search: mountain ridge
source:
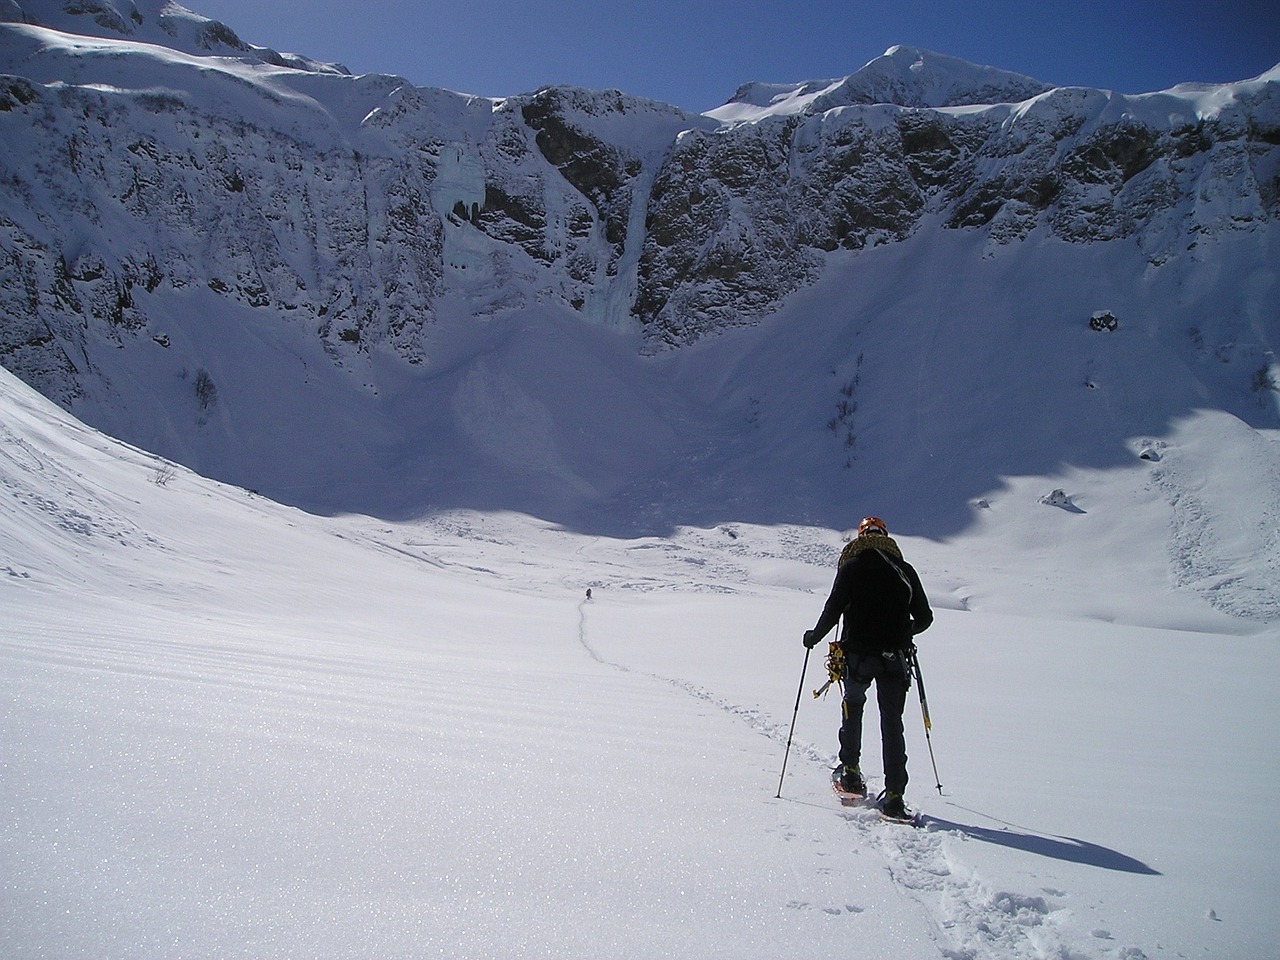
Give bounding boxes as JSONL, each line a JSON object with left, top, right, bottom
{"left": 708, "top": 44, "right": 1056, "bottom": 124}
{"left": 0, "top": 0, "right": 348, "bottom": 75}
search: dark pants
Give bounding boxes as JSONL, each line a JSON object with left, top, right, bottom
{"left": 840, "top": 652, "right": 910, "bottom": 795}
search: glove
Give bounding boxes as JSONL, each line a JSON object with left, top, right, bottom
{"left": 803, "top": 629, "right": 820, "bottom": 649}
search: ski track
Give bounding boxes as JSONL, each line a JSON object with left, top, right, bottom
{"left": 576, "top": 598, "right": 1140, "bottom": 960}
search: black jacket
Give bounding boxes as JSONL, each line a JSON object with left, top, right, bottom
{"left": 811, "top": 547, "right": 933, "bottom": 654}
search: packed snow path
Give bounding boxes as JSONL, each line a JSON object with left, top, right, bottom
{"left": 578, "top": 598, "right": 1159, "bottom": 960}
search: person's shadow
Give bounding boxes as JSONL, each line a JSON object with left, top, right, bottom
{"left": 924, "top": 805, "right": 1160, "bottom": 875}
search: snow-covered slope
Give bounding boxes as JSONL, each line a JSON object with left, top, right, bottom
{"left": 0, "top": 0, "right": 347, "bottom": 74}
{"left": 3, "top": 339, "right": 1278, "bottom": 960}
{"left": 706, "top": 45, "right": 1054, "bottom": 123}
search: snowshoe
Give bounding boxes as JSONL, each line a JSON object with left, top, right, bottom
{"left": 877, "top": 791, "right": 919, "bottom": 825}
{"left": 831, "top": 766, "right": 866, "bottom": 805}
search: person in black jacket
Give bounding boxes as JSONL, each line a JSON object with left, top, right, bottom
{"left": 804, "top": 516, "right": 933, "bottom": 819}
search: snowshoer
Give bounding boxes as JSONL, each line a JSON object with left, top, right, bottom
{"left": 804, "top": 517, "right": 933, "bottom": 819}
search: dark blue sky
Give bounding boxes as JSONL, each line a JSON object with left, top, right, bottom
{"left": 193, "top": 0, "right": 1279, "bottom": 112}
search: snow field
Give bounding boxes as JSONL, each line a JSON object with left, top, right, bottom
{"left": 3, "top": 328, "right": 1279, "bottom": 958}
{"left": 4, "top": 584, "right": 940, "bottom": 958}
{"left": 586, "top": 590, "right": 1280, "bottom": 959}
{"left": 2, "top": 11, "right": 1279, "bottom": 959}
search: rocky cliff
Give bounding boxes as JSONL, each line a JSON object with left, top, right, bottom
{"left": 3, "top": 4, "right": 1278, "bottom": 404}
{"left": 641, "top": 46, "right": 1279, "bottom": 343}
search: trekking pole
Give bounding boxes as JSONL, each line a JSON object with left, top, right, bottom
{"left": 776, "top": 645, "right": 812, "bottom": 798}
{"left": 910, "top": 648, "right": 943, "bottom": 794}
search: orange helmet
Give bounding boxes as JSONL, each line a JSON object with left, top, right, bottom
{"left": 857, "top": 516, "right": 888, "bottom": 538}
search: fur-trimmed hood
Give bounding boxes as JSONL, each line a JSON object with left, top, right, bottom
{"left": 837, "top": 532, "right": 904, "bottom": 567}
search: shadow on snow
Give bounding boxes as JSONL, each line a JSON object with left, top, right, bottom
{"left": 928, "top": 806, "right": 1161, "bottom": 875}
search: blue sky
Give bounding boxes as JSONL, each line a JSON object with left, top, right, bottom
{"left": 193, "top": 0, "right": 1279, "bottom": 112}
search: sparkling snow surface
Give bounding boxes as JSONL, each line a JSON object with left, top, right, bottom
{"left": 3, "top": 359, "right": 1277, "bottom": 959}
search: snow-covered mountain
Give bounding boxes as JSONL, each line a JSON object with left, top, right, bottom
{"left": 1, "top": 0, "right": 1278, "bottom": 626}
{"left": 661, "top": 46, "right": 1279, "bottom": 343}
{"left": 2, "top": 8, "right": 1279, "bottom": 956}
{"left": 3, "top": 7, "right": 1276, "bottom": 369}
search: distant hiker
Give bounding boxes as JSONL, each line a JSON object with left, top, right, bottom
{"left": 803, "top": 516, "right": 933, "bottom": 820}
{"left": 585, "top": 588, "right": 592, "bottom": 601}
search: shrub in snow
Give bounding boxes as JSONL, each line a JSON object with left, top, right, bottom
{"left": 1251, "top": 364, "right": 1279, "bottom": 394}
{"left": 194, "top": 369, "right": 218, "bottom": 409}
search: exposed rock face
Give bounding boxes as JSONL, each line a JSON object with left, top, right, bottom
{"left": 635, "top": 118, "right": 827, "bottom": 347}
{"left": 521, "top": 88, "right": 640, "bottom": 249}
{"left": 0, "top": 64, "right": 443, "bottom": 389}
{"left": 637, "top": 59, "right": 1280, "bottom": 343}
{"left": 1, "top": 4, "right": 1278, "bottom": 398}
